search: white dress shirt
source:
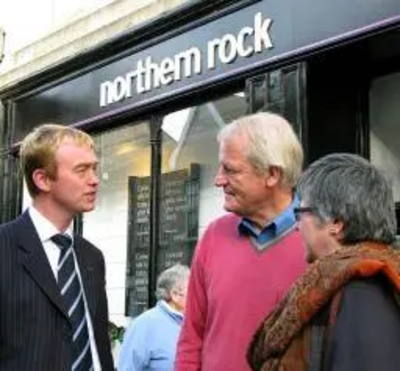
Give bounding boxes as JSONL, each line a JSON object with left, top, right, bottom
{"left": 29, "top": 206, "right": 102, "bottom": 371}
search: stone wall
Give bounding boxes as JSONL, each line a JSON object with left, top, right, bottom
{"left": 0, "top": 0, "right": 187, "bottom": 89}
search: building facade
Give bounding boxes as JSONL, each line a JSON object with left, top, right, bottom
{"left": 1, "top": 0, "right": 400, "bottom": 325}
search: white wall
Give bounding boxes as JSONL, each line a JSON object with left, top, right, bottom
{"left": 0, "top": 0, "right": 189, "bottom": 87}
{"left": 0, "top": 0, "right": 113, "bottom": 71}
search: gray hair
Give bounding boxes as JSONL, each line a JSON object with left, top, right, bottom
{"left": 297, "top": 153, "right": 396, "bottom": 245}
{"left": 217, "top": 112, "right": 303, "bottom": 189}
{"left": 155, "top": 264, "right": 190, "bottom": 301}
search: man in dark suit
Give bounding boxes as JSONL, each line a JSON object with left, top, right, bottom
{"left": 0, "top": 124, "right": 114, "bottom": 370}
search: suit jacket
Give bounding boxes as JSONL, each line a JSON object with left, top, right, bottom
{"left": 0, "top": 211, "right": 114, "bottom": 371}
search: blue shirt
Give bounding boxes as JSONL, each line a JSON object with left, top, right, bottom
{"left": 238, "top": 196, "right": 299, "bottom": 249}
{"left": 118, "top": 301, "right": 183, "bottom": 371}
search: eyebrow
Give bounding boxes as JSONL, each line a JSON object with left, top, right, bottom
{"left": 73, "top": 161, "right": 98, "bottom": 169}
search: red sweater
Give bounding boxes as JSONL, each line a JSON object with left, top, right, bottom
{"left": 175, "top": 213, "right": 306, "bottom": 371}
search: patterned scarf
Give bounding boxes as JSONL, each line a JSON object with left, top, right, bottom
{"left": 247, "top": 242, "right": 400, "bottom": 371}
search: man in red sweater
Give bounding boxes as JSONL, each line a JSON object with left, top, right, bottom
{"left": 175, "top": 112, "right": 307, "bottom": 371}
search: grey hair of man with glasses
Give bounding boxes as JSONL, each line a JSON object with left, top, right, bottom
{"left": 296, "top": 152, "right": 396, "bottom": 245}
{"left": 155, "top": 263, "right": 190, "bottom": 302}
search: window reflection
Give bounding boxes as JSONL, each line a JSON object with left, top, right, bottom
{"left": 370, "top": 72, "right": 400, "bottom": 203}
{"left": 83, "top": 122, "right": 151, "bottom": 325}
{"left": 162, "top": 93, "right": 247, "bottom": 232}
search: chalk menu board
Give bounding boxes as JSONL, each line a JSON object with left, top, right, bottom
{"left": 125, "top": 164, "right": 200, "bottom": 316}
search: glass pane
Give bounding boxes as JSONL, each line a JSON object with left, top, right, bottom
{"left": 158, "top": 93, "right": 247, "bottom": 273}
{"left": 82, "top": 122, "right": 151, "bottom": 325}
{"left": 370, "top": 72, "right": 400, "bottom": 203}
{"left": 370, "top": 71, "right": 400, "bottom": 235}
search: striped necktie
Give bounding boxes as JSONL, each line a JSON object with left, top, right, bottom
{"left": 52, "top": 234, "right": 94, "bottom": 371}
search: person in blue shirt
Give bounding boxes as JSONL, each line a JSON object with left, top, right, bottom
{"left": 118, "top": 264, "right": 190, "bottom": 371}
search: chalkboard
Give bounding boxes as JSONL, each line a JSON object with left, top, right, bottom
{"left": 125, "top": 164, "right": 200, "bottom": 316}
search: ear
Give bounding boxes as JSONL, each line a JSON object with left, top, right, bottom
{"left": 329, "top": 219, "right": 344, "bottom": 238}
{"left": 32, "top": 169, "right": 52, "bottom": 193}
{"left": 170, "top": 289, "right": 181, "bottom": 304}
{"left": 265, "top": 166, "right": 282, "bottom": 187}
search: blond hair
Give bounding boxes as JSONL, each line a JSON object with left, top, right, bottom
{"left": 20, "top": 124, "right": 94, "bottom": 197}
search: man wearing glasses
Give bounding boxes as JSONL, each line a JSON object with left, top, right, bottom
{"left": 175, "top": 112, "right": 307, "bottom": 371}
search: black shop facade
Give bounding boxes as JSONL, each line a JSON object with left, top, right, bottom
{"left": 0, "top": 0, "right": 399, "bottom": 320}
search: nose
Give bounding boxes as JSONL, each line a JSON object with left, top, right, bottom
{"left": 89, "top": 168, "right": 100, "bottom": 186}
{"left": 214, "top": 167, "right": 227, "bottom": 187}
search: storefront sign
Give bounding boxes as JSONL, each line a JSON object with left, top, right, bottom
{"left": 12, "top": 0, "right": 400, "bottom": 143}
{"left": 100, "top": 12, "right": 273, "bottom": 107}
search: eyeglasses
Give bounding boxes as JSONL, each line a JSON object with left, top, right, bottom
{"left": 293, "top": 206, "right": 316, "bottom": 221}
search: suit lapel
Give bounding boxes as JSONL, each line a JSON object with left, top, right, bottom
{"left": 16, "top": 212, "right": 69, "bottom": 319}
{"left": 74, "top": 238, "right": 98, "bottom": 319}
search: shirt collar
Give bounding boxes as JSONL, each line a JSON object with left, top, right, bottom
{"left": 274, "top": 195, "right": 300, "bottom": 235}
{"left": 28, "top": 206, "right": 73, "bottom": 244}
{"left": 158, "top": 300, "right": 184, "bottom": 323}
{"left": 238, "top": 195, "right": 300, "bottom": 237}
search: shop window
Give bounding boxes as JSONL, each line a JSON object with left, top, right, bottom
{"left": 370, "top": 72, "right": 400, "bottom": 201}
{"left": 161, "top": 95, "right": 247, "bottom": 231}
{"left": 369, "top": 72, "right": 400, "bottom": 232}
{"left": 82, "top": 122, "right": 151, "bottom": 325}
{"left": 124, "top": 93, "right": 247, "bottom": 317}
